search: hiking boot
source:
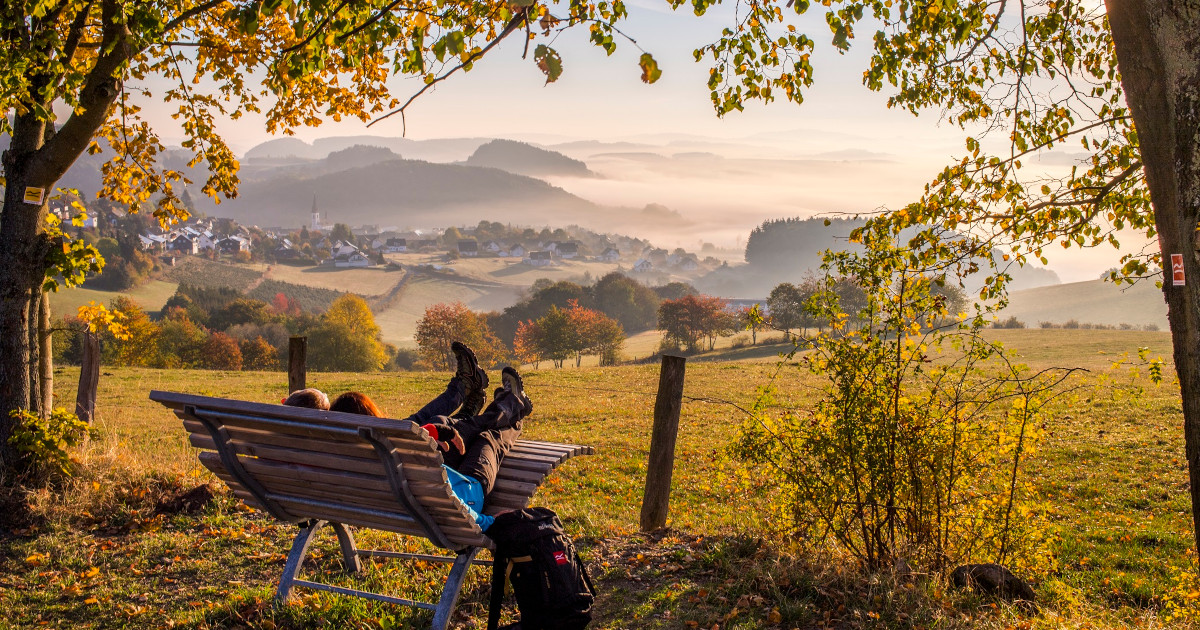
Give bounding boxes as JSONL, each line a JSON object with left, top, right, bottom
{"left": 500, "top": 366, "right": 533, "bottom": 417}
{"left": 451, "top": 341, "right": 488, "bottom": 393}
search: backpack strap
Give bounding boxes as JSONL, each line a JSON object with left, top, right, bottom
{"left": 487, "top": 556, "right": 506, "bottom": 630}
{"left": 577, "top": 551, "right": 597, "bottom": 596}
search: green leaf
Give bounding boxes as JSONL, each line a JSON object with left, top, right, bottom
{"left": 639, "top": 53, "right": 662, "bottom": 84}
{"left": 534, "top": 45, "right": 563, "bottom": 84}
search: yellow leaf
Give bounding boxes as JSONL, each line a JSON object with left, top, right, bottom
{"left": 84, "top": 597, "right": 99, "bottom": 605}
{"left": 768, "top": 608, "right": 783, "bottom": 624}
{"left": 25, "top": 553, "right": 47, "bottom": 566}
{"left": 81, "top": 566, "right": 100, "bottom": 579}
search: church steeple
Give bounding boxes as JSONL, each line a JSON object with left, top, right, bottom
{"left": 311, "top": 195, "right": 321, "bottom": 231}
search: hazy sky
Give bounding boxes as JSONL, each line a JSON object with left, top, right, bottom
{"left": 133, "top": 1, "right": 1141, "bottom": 282}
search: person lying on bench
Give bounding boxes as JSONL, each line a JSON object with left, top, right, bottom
{"left": 326, "top": 355, "right": 532, "bottom": 532}
{"left": 282, "top": 388, "right": 330, "bottom": 409}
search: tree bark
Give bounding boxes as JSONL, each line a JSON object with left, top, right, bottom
{"left": 1106, "top": 0, "right": 1200, "bottom": 556}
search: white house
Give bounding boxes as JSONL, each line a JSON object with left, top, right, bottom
{"left": 632, "top": 258, "right": 653, "bottom": 273}
{"left": 383, "top": 238, "right": 407, "bottom": 253}
{"left": 508, "top": 244, "right": 527, "bottom": 258}
{"left": 333, "top": 252, "right": 371, "bottom": 268}
{"left": 332, "top": 240, "right": 361, "bottom": 258}
{"left": 598, "top": 247, "right": 620, "bottom": 262}
{"left": 482, "top": 240, "right": 502, "bottom": 253}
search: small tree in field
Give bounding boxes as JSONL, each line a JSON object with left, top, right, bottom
{"left": 513, "top": 320, "right": 543, "bottom": 369}
{"left": 564, "top": 300, "right": 625, "bottom": 367}
{"left": 240, "top": 336, "right": 281, "bottom": 371}
{"left": 657, "top": 294, "right": 734, "bottom": 352}
{"left": 737, "top": 304, "right": 767, "bottom": 345}
{"left": 200, "top": 332, "right": 243, "bottom": 371}
{"left": 308, "top": 295, "right": 388, "bottom": 372}
{"left": 415, "top": 302, "right": 506, "bottom": 370}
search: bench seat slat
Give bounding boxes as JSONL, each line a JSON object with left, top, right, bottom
{"left": 224, "top": 486, "right": 490, "bottom": 548}
{"left": 189, "top": 432, "right": 448, "bottom": 482}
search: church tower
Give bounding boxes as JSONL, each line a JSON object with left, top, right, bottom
{"left": 311, "top": 196, "right": 321, "bottom": 231}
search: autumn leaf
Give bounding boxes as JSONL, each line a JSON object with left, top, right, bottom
{"left": 535, "top": 45, "right": 563, "bottom": 84}
{"left": 639, "top": 53, "right": 662, "bottom": 84}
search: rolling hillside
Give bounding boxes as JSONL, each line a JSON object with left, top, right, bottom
{"left": 190, "top": 156, "right": 599, "bottom": 228}
{"left": 999, "top": 278, "right": 1168, "bottom": 328}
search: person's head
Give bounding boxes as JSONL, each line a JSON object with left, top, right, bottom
{"left": 282, "top": 388, "right": 329, "bottom": 410}
{"left": 330, "top": 391, "right": 383, "bottom": 417}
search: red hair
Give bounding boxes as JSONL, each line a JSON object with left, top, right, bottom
{"left": 330, "top": 391, "right": 383, "bottom": 417}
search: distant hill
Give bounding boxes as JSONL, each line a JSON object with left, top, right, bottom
{"left": 191, "top": 156, "right": 598, "bottom": 228}
{"left": 464, "top": 139, "right": 594, "bottom": 177}
{"left": 1000, "top": 279, "right": 1168, "bottom": 329}
{"left": 243, "top": 135, "right": 490, "bottom": 163}
{"left": 695, "top": 217, "right": 1061, "bottom": 298}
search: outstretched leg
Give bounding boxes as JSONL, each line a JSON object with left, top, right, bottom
{"left": 406, "top": 342, "right": 488, "bottom": 423}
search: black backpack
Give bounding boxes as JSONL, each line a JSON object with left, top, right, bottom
{"left": 486, "top": 507, "right": 596, "bottom": 630}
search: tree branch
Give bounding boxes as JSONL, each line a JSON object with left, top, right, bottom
{"left": 29, "top": 0, "right": 129, "bottom": 186}
{"left": 280, "top": 0, "right": 352, "bottom": 54}
{"left": 368, "top": 6, "right": 530, "bottom": 132}
{"left": 161, "top": 0, "right": 227, "bottom": 34}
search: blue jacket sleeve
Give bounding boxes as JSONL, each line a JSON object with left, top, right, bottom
{"left": 443, "top": 465, "right": 495, "bottom": 531}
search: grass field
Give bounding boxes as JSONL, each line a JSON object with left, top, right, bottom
{"left": 263, "top": 264, "right": 405, "bottom": 297}
{"left": 47, "top": 279, "right": 180, "bottom": 317}
{"left": 1, "top": 329, "right": 1195, "bottom": 629}
{"left": 1000, "top": 279, "right": 1169, "bottom": 329}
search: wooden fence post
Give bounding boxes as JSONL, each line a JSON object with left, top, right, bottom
{"left": 640, "top": 354, "right": 687, "bottom": 532}
{"left": 289, "top": 336, "right": 307, "bottom": 393}
{"left": 75, "top": 332, "right": 100, "bottom": 424}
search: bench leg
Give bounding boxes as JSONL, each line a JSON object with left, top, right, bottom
{"left": 430, "top": 548, "right": 479, "bottom": 630}
{"left": 331, "top": 523, "right": 363, "bottom": 574}
{"left": 277, "top": 519, "right": 326, "bottom": 603}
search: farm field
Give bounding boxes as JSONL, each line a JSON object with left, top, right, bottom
{"left": 2, "top": 329, "right": 1195, "bottom": 629}
{"left": 47, "top": 279, "right": 179, "bottom": 316}
{"left": 386, "top": 252, "right": 628, "bottom": 287}
{"left": 1000, "top": 278, "right": 1169, "bottom": 330}
{"left": 262, "top": 263, "right": 405, "bottom": 297}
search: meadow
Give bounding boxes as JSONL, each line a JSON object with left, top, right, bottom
{"left": 1, "top": 328, "right": 1195, "bottom": 629}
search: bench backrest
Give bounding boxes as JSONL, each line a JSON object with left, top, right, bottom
{"left": 152, "top": 391, "right": 594, "bottom": 551}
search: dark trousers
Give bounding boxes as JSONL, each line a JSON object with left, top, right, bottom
{"left": 439, "top": 391, "right": 526, "bottom": 495}
{"left": 403, "top": 376, "right": 469, "bottom": 424}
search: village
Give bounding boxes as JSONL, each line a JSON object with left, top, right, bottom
{"left": 55, "top": 198, "right": 721, "bottom": 278}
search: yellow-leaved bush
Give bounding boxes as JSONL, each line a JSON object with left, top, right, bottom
{"left": 734, "top": 219, "right": 1063, "bottom": 576}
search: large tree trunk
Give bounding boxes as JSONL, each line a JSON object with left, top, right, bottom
{"left": 1106, "top": 0, "right": 1200, "bottom": 556}
{"left": 0, "top": 2, "right": 128, "bottom": 470}
{"left": 0, "top": 116, "right": 52, "bottom": 467}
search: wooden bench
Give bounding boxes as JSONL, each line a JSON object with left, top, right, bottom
{"left": 150, "top": 390, "right": 594, "bottom": 629}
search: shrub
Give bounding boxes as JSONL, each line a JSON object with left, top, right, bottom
{"left": 7, "top": 408, "right": 93, "bottom": 479}
{"left": 1145, "top": 323, "right": 1161, "bottom": 331}
{"left": 736, "top": 221, "right": 1057, "bottom": 573}
{"left": 239, "top": 336, "right": 281, "bottom": 371}
{"left": 1039, "top": 321, "right": 1056, "bottom": 328}
{"left": 388, "top": 348, "right": 421, "bottom": 371}
{"left": 1063, "top": 319, "right": 1081, "bottom": 329}
{"left": 200, "top": 332, "right": 244, "bottom": 370}
{"left": 993, "top": 315, "right": 1026, "bottom": 329}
